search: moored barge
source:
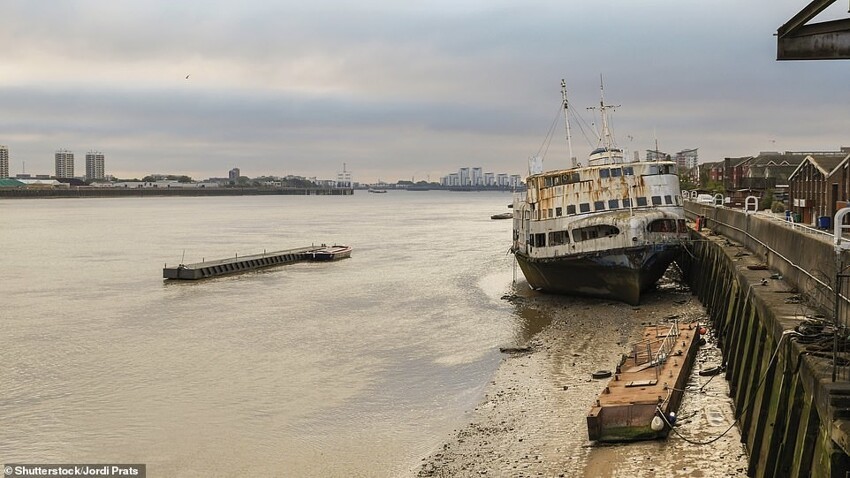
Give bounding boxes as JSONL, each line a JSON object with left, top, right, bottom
{"left": 163, "top": 244, "right": 352, "bottom": 280}
{"left": 587, "top": 321, "right": 703, "bottom": 441}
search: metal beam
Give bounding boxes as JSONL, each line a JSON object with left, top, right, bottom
{"left": 778, "top": 0, "right": 838, "bottom": 37}
{"left": 778, "top": 18, "right": 850, "bottom": 59}
{"left": 777, "top": 0, "right": 850, "bottom": 59}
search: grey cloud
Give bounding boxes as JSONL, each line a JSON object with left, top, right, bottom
{"left": 0, "top": 0, "right": 848, "bottom": 181}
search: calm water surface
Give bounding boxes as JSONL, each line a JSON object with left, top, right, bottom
{"left": 0, "top": 191, "right": 539, "bottom": 477}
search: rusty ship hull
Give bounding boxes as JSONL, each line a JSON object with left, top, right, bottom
{"left": 514, "top": 243, "right": 680, "bottom": 306}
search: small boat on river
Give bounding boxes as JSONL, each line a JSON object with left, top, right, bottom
{"left": 491, "top": 212, "right": 513, "bottom": 220}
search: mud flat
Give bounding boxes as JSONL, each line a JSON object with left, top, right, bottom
{"left": 416, "top": 279, "right": 750, "bottom": 477}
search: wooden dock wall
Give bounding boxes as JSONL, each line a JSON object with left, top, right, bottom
{"left": 681, "top": 210, "right": 850, "bottom": 477}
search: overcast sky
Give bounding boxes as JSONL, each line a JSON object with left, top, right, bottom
{"left": 1, "top": 0, "right": 848, "bottom": 182}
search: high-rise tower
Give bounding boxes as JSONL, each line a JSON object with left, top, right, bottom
{"left": 0, "top": 145, "right": 8, "bottom": 179}
{"left": 86, "top": 151, "right": 105, "bottom": 180}
{"left": 55, "top": 149, "right": 75, "bottom": 178}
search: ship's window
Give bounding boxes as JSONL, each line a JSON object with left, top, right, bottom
{"left": 594, "top": 201, "right": 605, "bottom": 211}
{"left": 564, "top": 172, "right": 581, "bottom": 183}
{"left": 579, "top": 203, "right": 590, "bottom": 213}
{"left": 623, "top": 167, "right": 634, "bottom": 176}
{"left": 664, "top": 195, "right": 672, "bottom": 205}
{"left": 573, "top": 225, "right": 620, "bottom": 242}
{"left": 524, "top": 210, "right": 530, "bottom": 220}
{"left": 608, "top": 199, "right": 619, "bottom": 209}
{"left": 647, "top": 219, "right": 677, "bottom": 233}
{"left": 648, "top": 165, "right": 659, "bottom": 175}
{"left": 535, "top": 233, "right": 546, "bottom": 246}
{"left": 637, "top": 197, "right": 648, "bottom": 207}
{"left": 623, "top": 198, "right": 632, "bottom": 207}
{"left": 548, "top": 208, "right": 553, "bottom": 218}
{"left": 651, "top": 196, "right": 662, "bottom": 205}
{"left": 677, "top": 219, "right": 688, "bottom": 232}
{"left": 599, "top": 168, "right": 610, "bottom": 179}
{"left": 553, "top": 175, "right": 561, "bottom": 186}
{"left": 610, "top": 168, "right": 622, "bottom": 177}
{"left": 544, "top": 177, "right": 553, "bottom": 187}
{"left": 556, "top": 207, "right": 562, "bottom": 217}
{"left": 549, "top": 230, "right": 570, "bottom": 245}
{"left": 567, "top": 205, "right": 577, "bottom": 215}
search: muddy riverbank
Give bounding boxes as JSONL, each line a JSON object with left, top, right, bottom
{"left": 416, "top": 279, "right": 749, "bottom": 477}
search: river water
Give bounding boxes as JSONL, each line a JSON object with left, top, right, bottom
{"left": 0, "top": 191, "right": 541, "bottom": 477}
{"left": 1, "top": 191, "right": 748, "bottom": 477}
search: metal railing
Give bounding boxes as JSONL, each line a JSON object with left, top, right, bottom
{"left": 686, "top": 199, "right": 850, "bottom": 383}
{"left": 631, "top": 321, "right": 680, "bottom": 379}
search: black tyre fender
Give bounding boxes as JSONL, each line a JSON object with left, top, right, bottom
{"left": 699, "top": 365, "right": 723, "bottom": 377}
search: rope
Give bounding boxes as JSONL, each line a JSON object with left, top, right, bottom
{"left": 534, "top": 102, "right": 564, "bottom": 160}
{"left": 656, "top": 330, "right": 796, "bottom": 446}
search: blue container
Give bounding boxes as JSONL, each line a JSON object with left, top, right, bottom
{"left": 818, "top": 216, "right": 831, "bottom": 229}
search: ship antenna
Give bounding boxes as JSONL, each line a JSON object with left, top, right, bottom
{"left": 561, "top": 79, "right": 576, "bottom": 168}
{"left": 654, "top": 128, "right": 660, "bottom": 162}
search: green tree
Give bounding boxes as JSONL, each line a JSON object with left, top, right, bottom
{"left": 679, "top": 174, "right": 697, "bottom": 191}
{"left": 759, "top": 189, "right": 774, "bottom": 211}
{"left": 705, "top": 179, "right": 726, "bottom": 194}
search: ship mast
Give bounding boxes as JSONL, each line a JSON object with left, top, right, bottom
{"left": 561, "top": 79, "right": 575, "bottom": 168}
{"left": 598, "top": 75, "right": 619, "bottom": 151}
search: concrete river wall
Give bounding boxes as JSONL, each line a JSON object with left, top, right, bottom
{"left": 682, "top": 203, "right": 850, "bottom": 477}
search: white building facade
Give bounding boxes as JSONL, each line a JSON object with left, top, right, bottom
{"left": 0, "top": 145, "right": 8, "bottom": 179}
{"left": 85, "top": 151, "right": 105, "bottom": 180}
{"left": 55, "top": 150, "right": 74, "bottom": 179}
{"left": 471, "top": 167, "right": 483, "bottom": 186}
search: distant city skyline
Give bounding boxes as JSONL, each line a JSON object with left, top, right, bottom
{"left": 440, "top": 167, "right": 521, "bottom": 188}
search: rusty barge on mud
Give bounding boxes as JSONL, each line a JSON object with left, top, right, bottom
{"left": 510, "top": 79, "right": 689, "bottom": 305}
{"left": 587, "top": 321, "right": 703, "bottom": 441}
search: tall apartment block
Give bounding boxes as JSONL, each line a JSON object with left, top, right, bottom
{"left": 0, "top": 145, "right": 8, "bottom": 179}
{"left": 86, "top": 151, "right": 105, "bottom": 180}
{"left": 55, "top": 149, "right": 75, "bottom": 179}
